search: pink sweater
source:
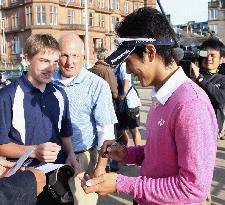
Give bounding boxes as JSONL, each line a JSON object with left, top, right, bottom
{"left": 116, "top": 80, "right": 218, "bottom": 205}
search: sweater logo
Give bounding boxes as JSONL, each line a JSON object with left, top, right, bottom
{"left": 158, "top": 118, "right": 165, "bottom": 126}
{"left": 215, "top": 83, "right": 221, "bottom": 88}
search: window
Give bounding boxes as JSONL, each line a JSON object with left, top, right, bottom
{"left": 95, "top": 38, "right": 103, "bottom": 49}
{"left": 209, "top": 9, "right": 219, "bottom": 20}
{"left": 36, "top": 5, "right": 46, "bottom": 25}
{"left": 111, "top": 16, "right": 119, "bottom": 31}
{"left": 50, "top": 6, "right": 57, "bottom": 25}
{"left": 68, "top": 10, "right": 76, "bottom": 24}
{"left": 134, "top": 3, "right": 143, "bottom": 10}
{"left": 12, "top": 11, "right": 19, "bottom": 29}
{"left": 1, "top": 18, "right": 6, "bottom": 54}
{"left": 99, "top": 14, "right": 105, "bottom": 28}
{"left": 124, "top": 1, "right": 128, "bottom": 14}
{"left": 25, "top": 6, "right": 32, "bottom": 26}
{"left": 81, "top": 0, "right": 92, "bottom": 5}
{"left": 99, "top": 0, "right": 104, "bottom": 8}
{"left": 14, "top": 35, "right": 20, "bottom": 54}
{"left": 209, "top": 24, "right": 218, "bottom": 34}
{"left": 89, "top": 12, "right": 94, "bottom": 27}
{"left": 110, "top": 0, "right": 114, "bottom": 9}
{"left": 115, "top": 0, "right": 120, "bottom": 10}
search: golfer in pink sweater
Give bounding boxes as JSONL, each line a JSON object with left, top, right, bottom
{"left": 82, "top": 8, "right": 218, "bottom": 205}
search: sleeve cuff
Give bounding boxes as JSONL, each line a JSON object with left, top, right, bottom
{"left": 116, "top": 174, "right": 136, "bottom": 195}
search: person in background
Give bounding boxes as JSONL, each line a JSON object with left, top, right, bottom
{"left": 192, "top": 38, "right": 225, "bottom": 140}
{"left": 90, "top": 47, "right": 118, "bottom": 106}
{"left": 82, "top": 7, "right": 218, "bottom": 205}
{"left": 217, "top": 46, "right": 225, "bottom": 140}
{"left": 52, "top": 33, "right": 117, "bottom": 205}
{"left": 0, "top": 159, "right": 46, "bottom": 205}
{"left": 115, "top": 62, "right": 142, "bottom": 146}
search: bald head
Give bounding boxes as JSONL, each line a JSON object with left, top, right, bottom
{"left": 58, "top": 33, "right": 85, "bottom": 77}
{"left": 59, "top": 33, "right": 84, "bottom": 55}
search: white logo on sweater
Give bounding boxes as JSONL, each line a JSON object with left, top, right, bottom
{"left": 158, "top": 119, "right": 165, "bottom": 126}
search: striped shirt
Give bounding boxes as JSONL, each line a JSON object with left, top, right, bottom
{"left": 52, "top": 68, "right": 117, "bottom": 152}
{"left": 0, "top": 75, "right": 73, "bottom": 147}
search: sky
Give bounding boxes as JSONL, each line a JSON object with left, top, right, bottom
{"left": 157, "top": 0, "right": 209, "bottom": 25}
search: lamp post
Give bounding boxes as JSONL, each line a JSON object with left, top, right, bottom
{"left": 1, "top": 18, "right": 6, "bottom": 70}
{"left": 66, "top": 0, "right": 90, "bottom": 68}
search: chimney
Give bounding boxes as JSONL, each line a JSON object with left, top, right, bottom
{"left": 144, "top": 0, "right": 157, "bottom": 8}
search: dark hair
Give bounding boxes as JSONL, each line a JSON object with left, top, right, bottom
{"left": 115, "top": 7, "right": 177, "bottom": 66}
{"left": 24, "top": 34, "right": 59, "bottom": 58}
{"left": 200, "top": 38, "right": 225, "bottom": 57}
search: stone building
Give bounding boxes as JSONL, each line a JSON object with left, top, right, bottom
{"left": 208, "top": 0, "right": 225, "bottom": 43}
{"left": 0, "top": 0, "right": 156, "bottom": 65}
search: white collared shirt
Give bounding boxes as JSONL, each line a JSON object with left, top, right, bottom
{"left": 151, "top": 67, "right": 189, "bottom": 105}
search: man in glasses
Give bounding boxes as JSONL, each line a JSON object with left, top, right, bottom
{"left": 82, "top": 7, "right": 218, "bottom": 205}
{"left": 52, "top": 33, "right": 117, "bottom": 205}
{"left": 192, "top": 38, "right": 225, "bottom": 140}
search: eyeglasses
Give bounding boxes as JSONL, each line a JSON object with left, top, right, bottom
{"left": 60, "top": 54, "right": 82, "bottom": 59}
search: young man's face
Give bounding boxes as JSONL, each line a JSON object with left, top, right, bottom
{"left": 201, "top": 47, "right": 222, "bottom": 72}
{"left": 59, "top": 40, "right": 85, "bottom": 78}
{"left": 26, "top": 49, "right": 59, "bottom": 87}
{"left": 126, "top": 52, "right": 157, "bottom": 87}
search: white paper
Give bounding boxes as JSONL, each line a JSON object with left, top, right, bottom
{"left": 5, "top": 149, "right": 33, "bottom": 177}
{"left": 35, "top": 163, "right": 64, "bottom": 174}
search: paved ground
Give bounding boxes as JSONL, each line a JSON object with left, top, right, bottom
{"left": 97, "top": 85, "right": 225, "bottom": 205}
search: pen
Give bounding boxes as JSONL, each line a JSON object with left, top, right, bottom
{"left": 102, "top": 135, "right": 123, "bottom": 157}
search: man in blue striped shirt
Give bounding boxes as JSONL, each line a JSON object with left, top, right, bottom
{"left": 52, "top": 33, "right": 117, "bottom": 205}
{"left": 0, "top": 34, "right": 78, "bottom": 170}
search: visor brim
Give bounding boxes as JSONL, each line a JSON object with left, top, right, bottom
{"left": 105, "top": 46, "right": 135, "bottom": 65}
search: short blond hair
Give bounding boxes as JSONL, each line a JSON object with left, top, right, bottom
{"left": 24, "top": 34, "right": 59, "bottom": 58}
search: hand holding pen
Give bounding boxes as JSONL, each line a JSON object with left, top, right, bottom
{"left": 101, "top": 136, "right": 128, "bottom": 162}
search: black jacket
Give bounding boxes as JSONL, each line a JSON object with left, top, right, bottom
{"left": 0, "top": 171, "right": 37, "bottom": 205}
{"left": 198, "top": 70, "right": 225, "bottom": 132}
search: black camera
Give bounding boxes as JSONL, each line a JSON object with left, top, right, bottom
{"left": 178, "top": 49, "right": 208, "bottom": 78}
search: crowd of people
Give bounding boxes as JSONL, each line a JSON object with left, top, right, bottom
{"left": 0, "top": 6, "right": 224, "bottom": 205}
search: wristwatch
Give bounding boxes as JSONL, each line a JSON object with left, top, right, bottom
{"left": 196, "top": 74, "right": 204, "bottom": 82}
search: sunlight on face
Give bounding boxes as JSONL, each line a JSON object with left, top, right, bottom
{"left": 59, "top": 38, "right": 85, "bottom": 78}
{"left": 26, "top": 49, "right": 60, "bottom": 88}
{"left": 201, "top": 48, "right": 222, "bottom": 72}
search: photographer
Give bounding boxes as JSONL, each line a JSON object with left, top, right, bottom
{"left": 192, "top": 38, "right": 225, "bottom": 140}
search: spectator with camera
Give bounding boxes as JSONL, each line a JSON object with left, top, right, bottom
{"left": 192, "top": 38, "right": 225, "bottom": 140}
